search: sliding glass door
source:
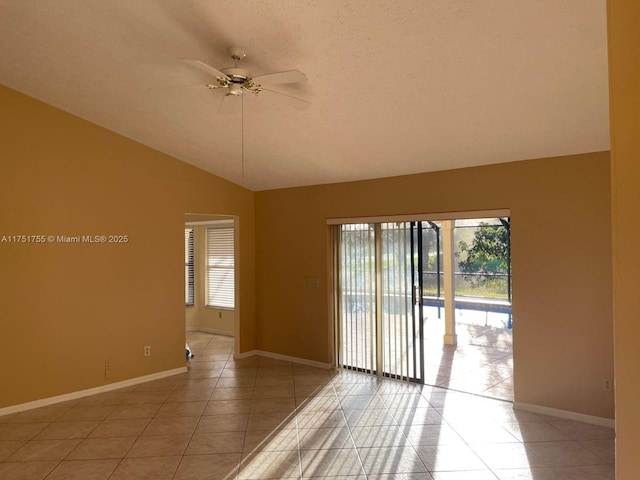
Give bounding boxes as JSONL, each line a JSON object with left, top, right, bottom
{"left": 335, "top": 222, "right": 424, "bottom": 382}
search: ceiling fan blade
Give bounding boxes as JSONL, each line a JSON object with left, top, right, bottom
{"left": 260, "top": 87, "right": 311, "bottom": 108}
{"left": 252, "top": 70, "right": 307, "bottom": 85}
{"left": 181, "top": 59, "right": 230, "bottom": 82}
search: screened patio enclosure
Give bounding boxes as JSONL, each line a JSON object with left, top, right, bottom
{"left": 423, "top": 217, "right": 512, "bottom": 329}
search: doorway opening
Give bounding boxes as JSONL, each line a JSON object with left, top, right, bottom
{"left": 422, "top": 217, "right": 512, "bottom": 401}
{"left": 184, "top": 213, "right": 238, "bottom": 357}
{"left": 332, "top": 213, "right": 513, "bottom": 401}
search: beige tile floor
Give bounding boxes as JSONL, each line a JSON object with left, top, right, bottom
{"left": 0, "top": 332, "right": 613, "bottom": 479}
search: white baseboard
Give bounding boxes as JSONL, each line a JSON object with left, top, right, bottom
{"left": 235, "top": 349, "right": 333, "bottom": 370}
{"left": 514, "top": 402, "right": 615, "bottom": 429}
{"left": 186, "top": 327, "right": 233, "bottom": 337}
{"left": 0, "top": 367, "right": 187, "bottom": 417}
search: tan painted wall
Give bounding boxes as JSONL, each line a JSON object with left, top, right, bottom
{"left": 607, "top": 0, "right": 640, "bottom": 476}
{"left": 256, "top": 152, "right": 614, "bottom": 418}
{"left": 0, "top": 85, "right": 256, "bottom": 408}
{"left": 0, "top": 82, "right": 616, "bottom": 423}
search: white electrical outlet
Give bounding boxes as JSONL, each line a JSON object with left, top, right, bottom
{"left": 144, "top": 345, "right": 151, "bottom": 356}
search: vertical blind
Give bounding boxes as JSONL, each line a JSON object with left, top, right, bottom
{"left": 338, "top": 223, "right": 376, "bottom": 373}
{"left": 184, "top": 228, "right": 194, "bottom": 306}
{"left": 336, "top": 222, "right": 423, "bottom": 382}
{"left": 380, "top": 222, "right": 419, "bottom": 381}
{"left": 206, "top": 226, "right": 235, "bottom": 309}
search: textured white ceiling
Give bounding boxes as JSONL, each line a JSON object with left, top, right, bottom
{"left": 0, "top": 1, "right": 609, "bottom": 191}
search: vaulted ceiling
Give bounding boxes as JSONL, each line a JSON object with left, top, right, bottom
{"left": 0, "top": 1, "right": 609, "bottom": 191}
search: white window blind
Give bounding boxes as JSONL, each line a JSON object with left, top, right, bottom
{"left": 206, "top": 226, "right": 235, "bottom": 309}
{"left": 185, "top": 228, "right": 194, "bottom": 306}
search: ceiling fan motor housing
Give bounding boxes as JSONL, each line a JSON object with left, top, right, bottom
{"left": 222, "top": 68, "right": 249, "bottom": 83}
{"left": 221, "top": 67, "right": 253, "bottom": 95}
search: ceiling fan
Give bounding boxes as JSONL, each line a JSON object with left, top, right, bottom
{"left": 183, "top": 46, "right": 309, "bottom": 104}
{"left": 182, "top": 46, "right": 309, "bottom": 179}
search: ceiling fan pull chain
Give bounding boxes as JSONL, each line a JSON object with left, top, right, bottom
{"left": 241, "top": 93, "right": 244, "bottom": 178}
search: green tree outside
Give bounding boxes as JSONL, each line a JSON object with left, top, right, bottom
{"left": 458, "top": 222, "right": 509, "bottom": 285}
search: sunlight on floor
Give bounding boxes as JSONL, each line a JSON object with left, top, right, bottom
{"left": 0, "top": 332, "right": 613, "bottom": 479}
{"left": 424, "top": 307, "right": 513, "bottom": 401}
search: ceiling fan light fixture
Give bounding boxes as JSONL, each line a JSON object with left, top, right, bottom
{"left": 229, "top": 84, "right": 243, "bottom": 95}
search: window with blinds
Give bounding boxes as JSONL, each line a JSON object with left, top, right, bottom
{"left": 184, "top": 228, "right": 194, "bottom": 306}
{"left": 206, "top": 226, "right": 235, "bottom": 309}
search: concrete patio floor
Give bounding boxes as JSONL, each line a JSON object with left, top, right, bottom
{"left": 423, "top": 306, "right": 513, "bottom": 401}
